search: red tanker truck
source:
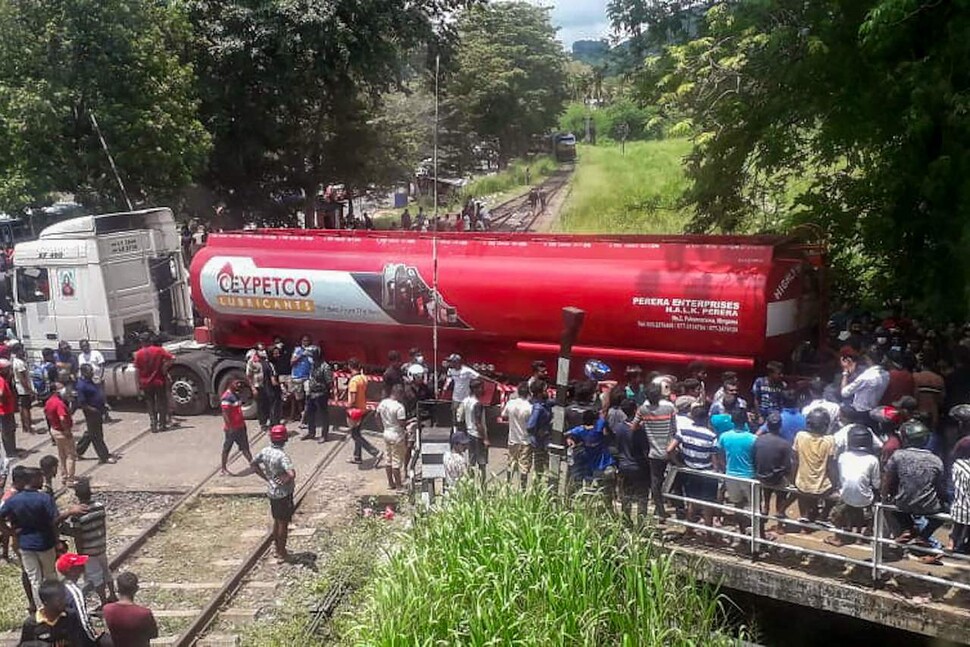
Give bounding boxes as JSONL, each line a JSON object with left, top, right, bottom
{"left": 10, "top": 209, "right": 824, "bottom": 418}
{"left": 189, "top": 228, "right": 825, "bottom": 379}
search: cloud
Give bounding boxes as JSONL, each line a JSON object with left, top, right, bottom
{"left": 523, "top": 0, "right": 611, "bottom": 48}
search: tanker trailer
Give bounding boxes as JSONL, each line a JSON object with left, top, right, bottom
{"left": 189, "top": 229, "right": 825, "bottom": 382}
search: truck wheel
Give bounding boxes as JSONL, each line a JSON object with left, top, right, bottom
{"left": 169, "top": 367, "right": 207, "bottom": 416}
{"left": 216, "top": 369, "right": 257, "bottom": 420}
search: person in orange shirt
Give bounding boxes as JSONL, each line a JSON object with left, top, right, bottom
{"left": 345, "top": 358, "right": 382, "bottom": 466}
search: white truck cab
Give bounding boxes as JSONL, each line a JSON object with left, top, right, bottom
{"left": 13, "top": 208, "right": 195, "bottom": 397}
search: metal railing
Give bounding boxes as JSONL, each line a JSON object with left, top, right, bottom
{"left": 660, "top": 466, "right": 970, "bottom": 594}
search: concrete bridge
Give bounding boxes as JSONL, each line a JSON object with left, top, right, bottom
{"left": 660, "top": 467, "right": 970, "bottom": 644}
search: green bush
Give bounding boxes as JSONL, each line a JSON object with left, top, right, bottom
{"left": 463, "top": 155, "right": 558, "bottom": 200}
{"left": 559, "top": 100, "right": 663, "bottom": 142}
{"left": 340, "top": 483, "right": 743, "bottom": 646}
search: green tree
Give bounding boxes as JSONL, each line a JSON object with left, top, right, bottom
{"left": 181, "top": 0, "right": 471, "bottom": 224}
{"left": 0, "top": 0, "right": 210, "bottom": 214}
{"left": 445, "top": 2, "right": 569, "bottom": 167}
{"left": 614, "top": 0, "right": 970, "bottom": 318}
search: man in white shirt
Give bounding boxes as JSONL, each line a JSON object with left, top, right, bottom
{"left": 502, "top": 382, "right": 533, "bottom": 489}
{"left": 460, "top": 378, "right": 488, "bottom": 483}
{"left": 9, "top": 343, "right": 34, "bottom": 435}
{"left": 802, "top": 378, "right": 841, "bottom": 434}
{"left": 840, "top": 348, "right": 889, "bottom": 413}
{"left": 376, "top": 384, "right": 407, "bottom": 490}
{"left": 827, "top": 425, "right": 881, "bottom": 547}
{"left": 445, "top": 353, "right": 479, "bottom": 429}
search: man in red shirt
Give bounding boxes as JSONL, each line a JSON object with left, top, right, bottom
{"left": 103, "top": 572, "right": 158, "bottom": 647}
{"left": 44, "top": 382, "right": 77, "bottom": 486}
{"left": 132, "top": 332, "right": 174, "bottom": 433}
{"left": 0, "top": 358, "right": 18, "bottom": 458}
{"left": 220, "top": 380, "right": 253, "bottom": 475}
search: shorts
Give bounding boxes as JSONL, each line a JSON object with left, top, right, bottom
{"left": 270, "top": 494, "right": 294, "bottom": 522}
{"left": 683, "top": 473, "right": 719, "bottom": 502}
{"left": 508, "top": 444, "right": 533, "bottom": 474}
{"left": 288, "top": 378, "right": 306, "bottom": 400}
{"left": 468, "top": 435, "right": 488, "bottom": 466}
{"left": 17, "top": 394, "right": 32, "bottom": 409}
{"left": 384, "top": 439, "right": 407, "bottom": 469}
{"left": 223, "top": 429, "right": 251, "bottom": 454}
{"left": 83, "top": 553, "right": 109, "bottom": 588}
{"left": 724, "top": 480, "right": 751, "bottom": 508}
{"left": 831, "top": 501, "right": 868, "bottom": 529}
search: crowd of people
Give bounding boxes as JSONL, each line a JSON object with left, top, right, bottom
{"left": 395, "top": 201, "right": 493, "bottom": 233}
{"left": 436, "top": 307, "right": 970, "bottom": 568}
{"left": 1, "top": 465, "right": 158, "bottom": 646}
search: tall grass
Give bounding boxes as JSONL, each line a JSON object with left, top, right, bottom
{"left": 463, "top": 155, "right": 559, "bottom": 201}
{"left": 340, "top": 483, "right": 743, "bottom": 646}
{"left": 559, "top": 139, "right": 694, "bottom": 234}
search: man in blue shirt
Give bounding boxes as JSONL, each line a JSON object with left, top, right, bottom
{"left": 75, "top": 365, "right": 115, "bottom": 464}
{"left": 565, "top": 409, "right": 614, "bottom": 493}
{"left": 288, "top": 336, "right": 313, "bottom": 423}
{"left": 757, "top": 389, "right": 805, "bottom": 443}
{"left": 527, "top": 380, "right": 553, "bottom": 475}
{"left": 752, "top": 361, "right": 787, "bottom": 420}
{"left": 716, "top": 421, "right": 757, "bottom": 535}
{"left": 1, "top": 467, "right": 85, "bottom": 610}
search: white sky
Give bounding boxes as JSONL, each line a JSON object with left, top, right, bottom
{"left": 526, "top": 0, "right": 611, "bottom": 49}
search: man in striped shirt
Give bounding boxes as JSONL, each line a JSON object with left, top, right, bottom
{"left": 61, "top": 478, "right": 115, "bottom": 604}
{"left": 667, "top": 402, "right": 718, "bottom": 533}
{"left": 633, "top": 383, "right": 677, "bottom": 521}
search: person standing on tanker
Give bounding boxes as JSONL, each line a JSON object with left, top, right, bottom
{"left": 0, "top": 358, "right": 17, "bottom": 458}
{"left": 461, "top": 378, "right": 489, "bottom": 484}
{"left": 220, "top": 380, "right": 254, "bottom": 476}
{"left": 10, "top": 343, "right": 35, "bottom": 436}
{"left": 133, "top": 332, "right": 174, "bottom": 433}
{"left": 248, "top": 424, "right": 295, "bottom": 563}
{"left": 346, "top": 358, "right": 382, "bottom": 466}
{"left": 45, "top": 383, "right": 76, "bottom": 486}
{"left": 633, "top": 382, "right": 677, "bottom": 521}
{"left": 75, "top": 365, "right": 116, "bottom": 464}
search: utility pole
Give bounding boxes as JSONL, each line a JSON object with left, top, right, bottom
{"left": 547, "top": 307, "right": 586, "bottom": 493}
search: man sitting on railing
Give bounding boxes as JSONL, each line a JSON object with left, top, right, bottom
{"left": 882, "top": 420, "right": 947, "bottom": 565}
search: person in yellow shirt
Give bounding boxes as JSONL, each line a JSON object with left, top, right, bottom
{"left": 345, "top": 358, "right": 382, "bottom": 466}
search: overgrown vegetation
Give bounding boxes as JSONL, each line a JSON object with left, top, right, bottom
{"left": 560, "top": 140, "right": 692, "bottom": 234}
{"left": 340, "top": 483, "right": 742, "bottom": 646}
{"left": 463, "top": 156, "right": 559, "bottom": 202}
{"left": 0, "top": 561, "right": 23, "bottom": 631}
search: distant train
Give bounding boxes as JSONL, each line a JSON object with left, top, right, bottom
{"left": 553, "top": 132, "right": 577, "bottom": 162}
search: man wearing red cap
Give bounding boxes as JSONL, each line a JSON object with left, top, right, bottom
{"left": 56, "top": 552, "right": 101, "bottom": 644}
{"left": 249, "top": 424, "right": 295, "bottom": 562}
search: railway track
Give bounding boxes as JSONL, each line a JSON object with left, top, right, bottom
{"left": 93, "top": 431, "right": 347, "bottom": 646}
{"left": 489, "top": 163, "right": 574, "bottom": 233}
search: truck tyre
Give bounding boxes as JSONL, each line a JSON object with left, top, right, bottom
{"left": 216, "top": 369, "right": 257, "bottom": 420}
{"left": 169, "top": 366, "right": 207, "bottom": 416}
